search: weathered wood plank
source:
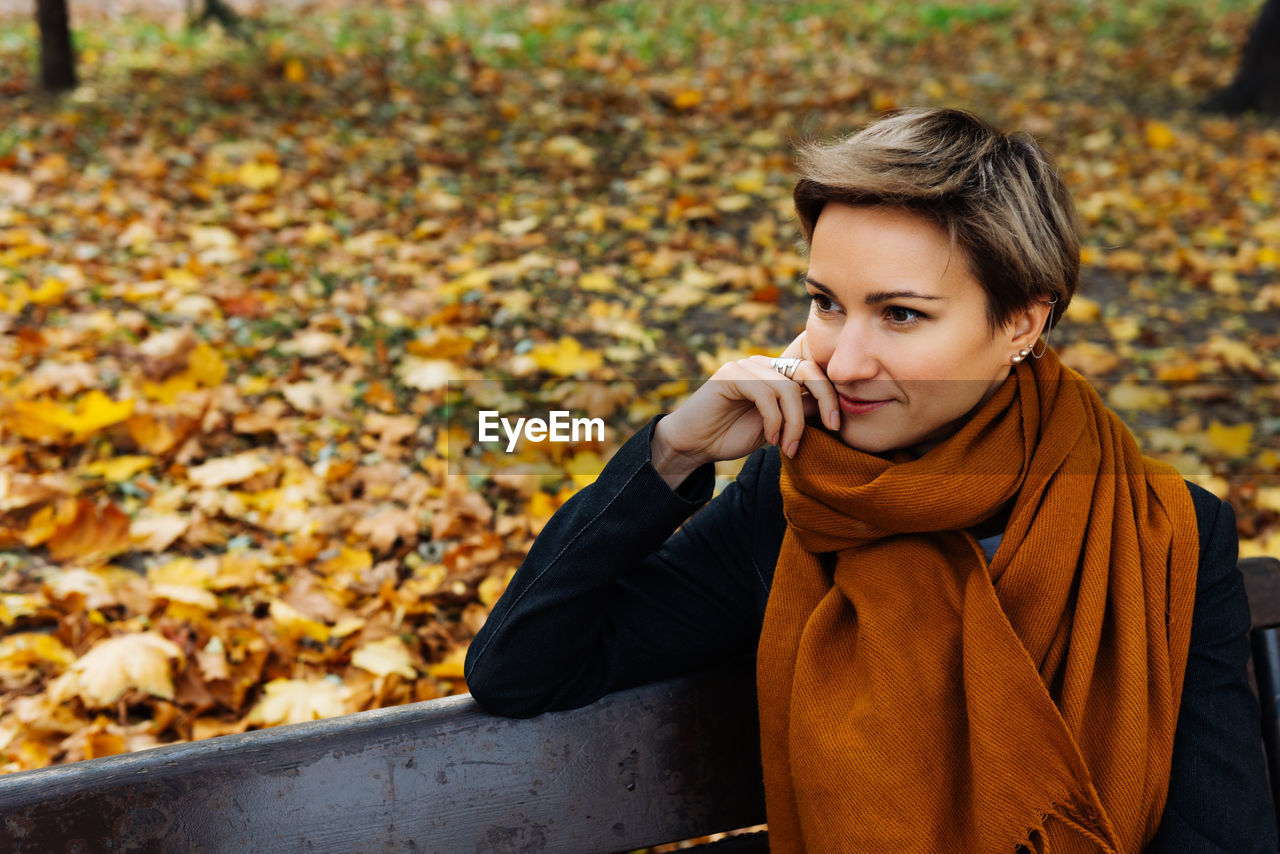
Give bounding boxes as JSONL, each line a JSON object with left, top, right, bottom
{"left": 0, "top": 659, "right": 765, "bottom": 854}
{"left": 1242, "top": 557, "right": 1280, "bottom": 631}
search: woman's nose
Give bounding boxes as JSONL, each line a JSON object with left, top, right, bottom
{"left": 824, "top": 329, "right": 880, "bottom": 384}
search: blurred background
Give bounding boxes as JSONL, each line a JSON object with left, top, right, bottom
{"left": 1, "top": 0, "right": 1277, "bottom": 771}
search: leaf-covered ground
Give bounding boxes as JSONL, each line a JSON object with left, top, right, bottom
{"left": 1, "top": 0, "right": 1278, "bottom": 773}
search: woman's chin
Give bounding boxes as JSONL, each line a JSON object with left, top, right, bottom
{"left": 832, "top": 423, "right": 902, "bottom": 455}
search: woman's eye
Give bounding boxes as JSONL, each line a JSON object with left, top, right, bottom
{"left": 886, "top": 306, "right": 925, "bottom": 325}
{"left": 809, "top": 293, "right": 836, "bottom": 313}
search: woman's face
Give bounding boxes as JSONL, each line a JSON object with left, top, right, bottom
{"left": 804, "top": 203, "right": 1046, "bottom": 455}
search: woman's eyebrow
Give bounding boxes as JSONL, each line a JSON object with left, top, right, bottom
{"left": 863, "top": 290, "right": 945, "bottom": 304}
{"left": 804, "top": 277, "right": 944, "bottom": 304}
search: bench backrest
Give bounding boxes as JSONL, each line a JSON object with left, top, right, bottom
{"left": 0, "top": 658, "right": 765, "bottom": 853}
{"left": 2, "top": 556, "right": 1278, "bottom": 853}
{"left": 1240, "top": 555, "right": 1280, "bottom": 840}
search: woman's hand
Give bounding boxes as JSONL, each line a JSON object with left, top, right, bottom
{"left": 650, "top": 331, "right": 841, "bottom": 489}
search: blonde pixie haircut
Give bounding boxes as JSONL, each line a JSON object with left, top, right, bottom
{"left": 793, "top": 108, "right": 1079, "bottom": 332}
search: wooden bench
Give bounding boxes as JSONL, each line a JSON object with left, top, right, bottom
{"left": 2, "top": 556, "right": 1278, "bottom": 853}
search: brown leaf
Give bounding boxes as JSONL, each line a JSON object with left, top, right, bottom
{"left": 46, "top": 500, "right": 132, "bottom": 565}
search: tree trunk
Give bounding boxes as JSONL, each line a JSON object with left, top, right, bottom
{"left": 1204, "top": 0, "right": 1280, "bottom": 114}
{"left": 36, "top": 0, "right": 77, "bottom": 92}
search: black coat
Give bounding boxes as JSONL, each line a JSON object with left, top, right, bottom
{"left": 466, "top": 417, "right": 1277, "bottom": 853}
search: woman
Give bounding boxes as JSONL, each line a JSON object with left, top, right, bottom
{"left": 464, "top": 109, "right": 1275, "bottom": 853}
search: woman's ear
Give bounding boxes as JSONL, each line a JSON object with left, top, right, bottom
{"left": 1006, "top": 301, "right": 1053, "bottom": 350}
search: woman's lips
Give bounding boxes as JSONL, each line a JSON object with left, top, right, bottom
{"left": 838, "top": 394, "right": 891, "bottom": 415}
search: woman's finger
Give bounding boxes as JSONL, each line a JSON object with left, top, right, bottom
{"left": 743, "top": 357, "right": 809, "bottom": 457}
{"left": 725, "top": 361, "right": 786, "bottom": 446}
{"left": 791, "top": 360, "right": 840, "bottom": 431}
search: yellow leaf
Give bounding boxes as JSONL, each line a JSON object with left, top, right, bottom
{"left": 187, "top": 342, "right": 228, "bottom": 387}
{"left": 1145, "top": 121, "right": 1176, "bottom": 150}
{"left": 1209, "top": 271, "right": 1240, "bottom": 296}
{"left": 715, "top": 194, "right": 753, "bottom": 213}
{"left": 1104, "top": 316, "right": 1141, "bottom": 343}
{"left": 1058, "top": 343, "right": 1121, "bottom": 378}
{"left": 211, "top": 552, "right": 263, "bottom": 590}
{"left": 0, "top": 633, "right": 76, "bottom": 672}
{"left": 499, "top": 216, "right": 540, "bottom": 237}
{"left": 332, "top": 617, "right": 366, "bottom": 638}
{"left": 733, "top": 170, "right": 766, "bottom": 194}
{"left": 427, "top": 646, "right": 468, "bottom": 681}
{"left": 69, "top": 392, "right": 134, "bottom": 439}
{"left": 1206, "top": 421, "right": 1252, "bottom": 457}
{"left": 567, "top": 451, "right": 603, "bottom": 490}
{"left": 1205, "top": 335, "right": 1265, "bottom": 373}
{"left": 284, "top": 58, "right": 307, "bottom": 83}
{"left": 140, "top": 375, "right": 197, "bottom": 404}
{"left": 152, "top": 584, "right": 219, "bottom": 611}
{"left": 21, "top": 500, "right": 75, "bottom": 547}
{"left": 578, "top": 272, "right": 617, "bottom": 293}
{"left": 1255, "top": 487, "right": 1280, "bottom": 514}
{"left": 478, "top": 568, "right": 516, "bottom": 608}
{"left": 351, "top": 636, "right": 417, "bottom": 679}
{"left": 238, "top": 374, "right": 273, "bottom": 395}
{"left": 28, "top": 277, "right": 67, "bottom": 306}
{"left": 871, "top": 91, "right": 897, "bottom": 112}
{"left": 237, "top": 161, "right": 281, "bottom": 191}
{"left": 1064, "top": 296, "right": 1100, "bottom": 322}
{"left": 302, "top": 222, "right": 337, "bottom": 246}
{"left": 148, "top": 556, "right": 209, "bottom": 588}
{"left": 81, "top": 455, "right": 154, "bottom": 482}
{"left": 163, "top": 268, "right": 201, "bottom": 290}
{"left": 117, "top": 220, "right": 155, "bottom": 251}
{"left": 527, "top": 490, "right": 557, "bottom": 522}
{"left": 247, "top": 678, "right": 348, "bottom": 727}
{"left": 0, "top": 593, "right": 45, "bottom": 626}
{"left": 11, "top": 392, "right": 134, "bottom": 442}
{"left": 530, "top": 337, "right": 603, "bottom": 376}
{"left": 269, "top": 599, "right": 331, "bottom": 643}
{"left": 1107, "top": 383, "right": 1171, "bottom": 412}
{"left": 317, "top": 546, "right": 372, "bottom": 576}
{"left": 672, "top": 90, "right": 702, "bottom": 110}
{"left": 57, "top": 633, "right": 183, "bottom": 708}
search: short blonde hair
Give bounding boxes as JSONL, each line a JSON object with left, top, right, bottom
{"left": 793, "top": 108, "right": 1079, "bottom": 332}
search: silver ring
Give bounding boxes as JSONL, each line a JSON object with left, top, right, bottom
{"left": 770, "top": 357, "right": 802, "bottom": 380}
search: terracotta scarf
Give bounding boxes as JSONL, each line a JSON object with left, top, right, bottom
{"left": 757, "top": 349, "right": 1199, "bottom": 854}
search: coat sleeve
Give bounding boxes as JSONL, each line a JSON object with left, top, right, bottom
{"left": 464, "top": 416, "right": 777, "bottom": 718}
{"left": 1147, "top": 488, "right": 1278, "bottom": 853}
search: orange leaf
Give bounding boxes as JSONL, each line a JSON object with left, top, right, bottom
{"left": 1144, "top": 121, "right": 1176, "bottom": 150}
{"left": 46, "top": 499, "right": 132, "bottom": 564}
{"left": 125, "top": 410, "right": 201, "bottom": 455}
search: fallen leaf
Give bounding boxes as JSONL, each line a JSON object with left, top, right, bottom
{"left": 187, "top": 452, "right": 272, "bottom": 489}
{"left": 1206, "top": 421, "right": 1252, "bottom": 457}
{"left": 46, "top": 500, "right": 133, "bottom": 564}
{"left": 81, "top": 455, "right": 155, "bottom": 482}
{"left": 247, "top": 677, "right": 349, "bottom": 726}
{"left": 351, "top": 636, "right": 417, "bottom": 679}
{"left": 54, "top": 633, "right": 184, "bottom": 708}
